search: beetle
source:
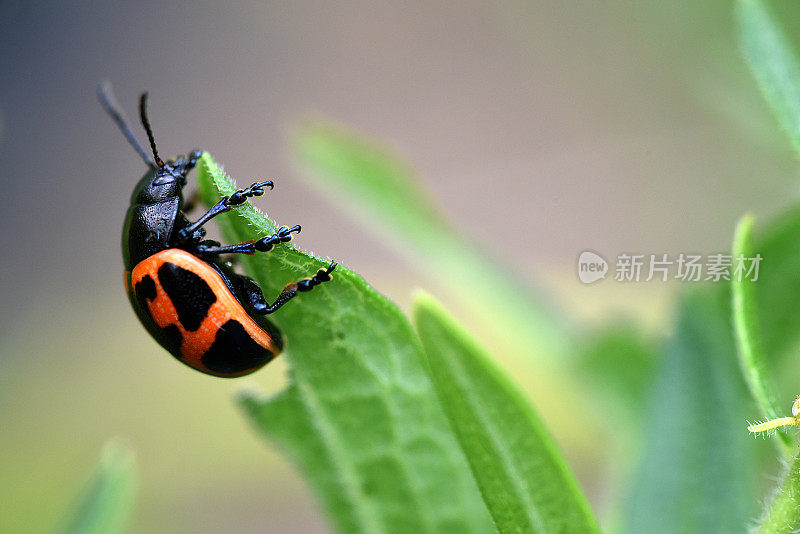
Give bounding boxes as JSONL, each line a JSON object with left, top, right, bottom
{"left": 98, "top": 83, "right": 336, "bottom": 377}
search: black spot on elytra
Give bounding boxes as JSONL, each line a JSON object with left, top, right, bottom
{"left": 200, "top": 319, "right": 274, "bottom": 375}
{"left": 134, "top": 274, "right": 157, "bottom": 302}
{"left": 133, "top": 274, "right": 184, "bottom": 358}
{"left": 157, "top": 262, "right": 216, "bottom": 331}
{"left": 159, "top": 324, "right": 183, "bottom": 356}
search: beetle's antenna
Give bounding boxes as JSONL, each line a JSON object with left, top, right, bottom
{"left": 139, "top": 92, "right": 165, "bottom": 168}
{"left": 97, "top": 81, "right": 156, "bottom": 168}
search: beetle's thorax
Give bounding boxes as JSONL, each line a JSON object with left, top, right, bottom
{"left": 123, "top": 165, "right": 187, "bottom": 270}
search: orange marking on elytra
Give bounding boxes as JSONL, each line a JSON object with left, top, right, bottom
{"left": 130, "top": 249, "right": 280, "bottom": 364}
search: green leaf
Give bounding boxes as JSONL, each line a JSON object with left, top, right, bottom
{"left": 59, "top": 440, "right": 137, "bottom": 534}
{"left": 756, "top": 453, "right": 800, "bottom": 533}
{"left": 413, "top": 292, "right": 599, "bottom": 534}
{"left": 624, "top": 289, "right": 759, "bottom": 533}
{"left": 197, "top": 154, "right": 494, "bottom": 534}
{"left": 750, "top": 204, "right": 800, "bottom": 363}
{"left": 738, "top": 0, "right": 800, "bottom": 154}
{"left": 292, "top": 122, "right": 570, "bottom": 362}
{"left": 731, "top": 213, "right": 791, "bottom": 452}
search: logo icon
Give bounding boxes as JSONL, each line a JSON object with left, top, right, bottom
{"left": 578, "top": 251, "right": 608, "bottom": 284}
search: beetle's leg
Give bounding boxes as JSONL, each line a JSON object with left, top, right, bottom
{"left": 177, "top": 180, "right": 273, "bottom": 241}
{"left": 195, "top": 225, "right": 300, "bottom": 256}
{"left": 234, "top": 262, "right": 336, "bottom": 315}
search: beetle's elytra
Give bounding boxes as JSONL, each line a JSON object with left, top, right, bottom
{"left": 99, "top": 82, "right": 335, "bottom": 377}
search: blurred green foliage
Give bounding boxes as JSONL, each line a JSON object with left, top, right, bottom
{"left": 58, "top": 440, "right": 137, "bottom": 534}
{"left": 739, "top": 0, "right": 800, "bottom": 155}
{"left": 624, "top": 289, "right": 759, "bottom": 532}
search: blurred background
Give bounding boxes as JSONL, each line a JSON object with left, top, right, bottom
{"left": 2, "top": 0, "right": 799, "bottom": 532}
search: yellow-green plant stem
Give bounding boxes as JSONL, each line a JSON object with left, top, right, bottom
{"left": 757, "top": 452, "right": 800, "bottom": 533}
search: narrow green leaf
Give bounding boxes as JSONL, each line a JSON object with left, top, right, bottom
{"left": 197, "top": 154, "right": 494, "bottom": 534}
{"left": 59, "top": 440, "right": 137, "bottom": 534}
{"left": 757, "top": 453, "right": 800, "bottom": 533}
{"left": 292, "top": 122, "right": 570, "bottom": 361}
{"left": 731, "top": 213, "right": 791, "bottom": 452}
{"left": 750, "top": 204, "right": 800, "bottom": 363}
{"left": 624, "top": 289, "right": 759, "bottom": 533}
{"left": 413, "top": 292, "right": 599, "bottom": 533}
{"left": 738, "top": 0, "right": 800, "bottom": 154}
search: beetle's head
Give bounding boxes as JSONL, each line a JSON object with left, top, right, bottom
{"left": 98, "top": 83, "right": 188, "bottom": 204}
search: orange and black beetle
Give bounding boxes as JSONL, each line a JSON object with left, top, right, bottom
{"left": 99, "top": 83, "right": 335, "bottom": 377}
